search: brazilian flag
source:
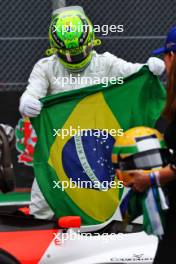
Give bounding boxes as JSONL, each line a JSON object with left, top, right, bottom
{"left": 31, "top": 66, "right": 166, "bottom": 225}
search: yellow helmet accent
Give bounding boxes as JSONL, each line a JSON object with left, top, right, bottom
{"left": 112, "top": 126, "right": 168, "bottom": 185}
{"left": 112, "top": 126, "right": 165, "bottom": 164}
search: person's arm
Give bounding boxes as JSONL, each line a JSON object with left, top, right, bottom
{"left": 125, "top": 166, "right": 176, "bottom": 192}
{"left": 19, "top": 58, "right": 49, "bottom": 117}
{"left": 106, "top": 52, "right": 165, "bottom": 78}
{"left": 157, "top": 166, "right": 176, "bottom": 185}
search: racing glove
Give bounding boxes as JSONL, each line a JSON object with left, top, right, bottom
{"left": 19, "top": 95, "right": 42, "bottom": 117}
{"left": 147, "top": 57, "right": 165, "bottom": 76}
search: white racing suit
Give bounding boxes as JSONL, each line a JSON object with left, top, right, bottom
{"left": 20, "top": 51, "right": 164, "bottom": 219}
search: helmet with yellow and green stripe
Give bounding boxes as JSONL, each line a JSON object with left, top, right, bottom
{"left": 112, "top": 127, "right": 170, "bottom": 184}
{"left": 48, "top": 6, "right": 101, "bottom": 72}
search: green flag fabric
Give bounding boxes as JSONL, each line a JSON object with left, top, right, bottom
{"left": 120, "top": 187, "right": 167, "bottom": 237}
{"left": 31, "top": 66, "right": 166, "bottom": 225}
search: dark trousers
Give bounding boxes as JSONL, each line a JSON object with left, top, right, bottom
{"left": 154, "top": 202, "right": 176, "bottom": 264}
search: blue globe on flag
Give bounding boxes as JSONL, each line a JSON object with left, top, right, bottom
{"left": 62, "top": 130, "right": 115, "bottom": 190}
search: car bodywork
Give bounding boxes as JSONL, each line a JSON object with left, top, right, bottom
{"left": 0, "top": 192, "right": 158, "bottom": 264}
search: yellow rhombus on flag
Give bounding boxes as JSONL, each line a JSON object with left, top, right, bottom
{"left": 31, "top": 66, "right": 166, "bottom": 225}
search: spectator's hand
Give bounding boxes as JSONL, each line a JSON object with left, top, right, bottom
{"left": 19, "top": 96, "right": 42, "bottom": 117}
{"left": 126, "top": 170, "right": 151, "bottom": 192}
{"left": 147, "top": 57, "right": 165, "bottom": 75}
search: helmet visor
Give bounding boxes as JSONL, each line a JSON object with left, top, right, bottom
{"left": 118, "top": 148, "right": 171, "bottom": 171}
{"left": 57, "top": 44, "right": 92, "bottom": 64}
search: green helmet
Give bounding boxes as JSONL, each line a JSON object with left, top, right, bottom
{"left": 48, "top": 6, "right": 101, "bottom": 72}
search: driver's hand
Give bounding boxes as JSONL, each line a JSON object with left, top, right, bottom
{"left": 19, "top": 95, "right": 42, "bottom": 117}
